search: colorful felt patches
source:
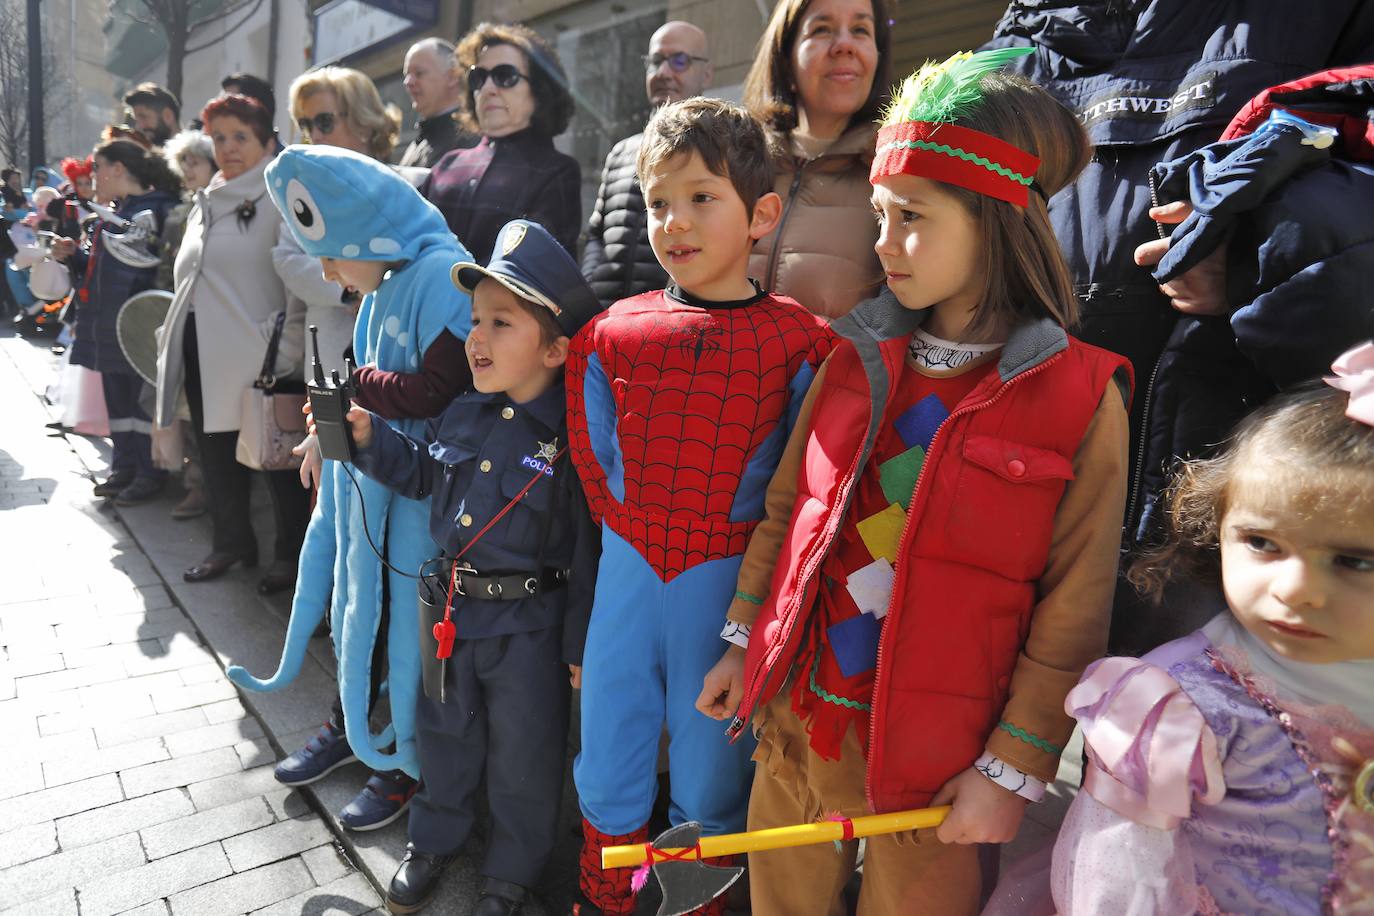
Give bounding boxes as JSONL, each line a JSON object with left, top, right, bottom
{"left": 856, "top": 503, "right": 906, "bottom": 564}
{"left": 879, "top": 446, "right": 925, "bottom": 509}
{"left": 844, "top": 557, "right": 895, "bottom": 619}
{"left": 894, "top": 394, "right": 947, "bottom": 451}
{"left": 827, "top": 612, "right": 883, "bottom": 678}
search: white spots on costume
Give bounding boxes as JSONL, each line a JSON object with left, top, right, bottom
{"left": 342, "top": 243, "right": 361, "bottom": 257}
{"left": 384, "top": 316, "right": 401, "bottom": 337}
{"left": 396, "top": 331, "right": 410, "bottom": 348}
{"left": 370, "top": 237, "right": 402, "bottom": 256}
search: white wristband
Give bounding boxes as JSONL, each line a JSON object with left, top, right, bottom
{"left": 974, "top": 752, "right": 1046, "bottom": 802}
{"left": 720, "top": 621, "right": 751, "bottom": 649}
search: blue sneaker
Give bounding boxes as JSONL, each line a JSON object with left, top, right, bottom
{"left": 339, "top": 770, "right": 418, "bottom": 831}
{"left": 274, "top": 721, "right": 358, "bottom": 787}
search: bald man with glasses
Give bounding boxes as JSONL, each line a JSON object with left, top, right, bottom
{"left": 581, "top": 21, "right": 713, "bottom": 310}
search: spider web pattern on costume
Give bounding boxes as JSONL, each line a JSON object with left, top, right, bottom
{"left": 567, "top": 291, "right": 831, "bottom": 581}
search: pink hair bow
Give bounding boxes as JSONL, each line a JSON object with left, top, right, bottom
{"left": 1326, "top": 341, "right": 1374, "bottom": 426}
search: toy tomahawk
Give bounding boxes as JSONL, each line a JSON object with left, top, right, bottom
{"left": 602, "top": 806, "right": 952, "bottom": 915}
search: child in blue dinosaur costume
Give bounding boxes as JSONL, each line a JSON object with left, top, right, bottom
{"left": 227, "top": 146, "right": 474, "bottom": 816}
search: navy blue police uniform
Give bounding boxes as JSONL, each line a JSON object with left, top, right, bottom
{"left": 351, "top": 220, "right": 603, "bottom": 911}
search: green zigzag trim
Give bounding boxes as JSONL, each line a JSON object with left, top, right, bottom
{"left": 879, "top": 139, "right": 1033, "bottom": 186}
{"left": 807, "top": 656, "right": 871, "bottom": 712}
{"left": 996, "top": 720, "right": 1062, "bottom": 755}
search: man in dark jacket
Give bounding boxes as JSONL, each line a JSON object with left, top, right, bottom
{"left": 983, "top": 0, "right": 1374, "bottom": 651}
{"left": 580, "top": 21, "right": 712, "bottom": 309}
{"left": 398, "top": 38, "right": 477, "bottom": 168}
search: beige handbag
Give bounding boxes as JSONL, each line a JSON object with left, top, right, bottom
{"left": 236, "top": 311, "right": 307, "bottom": 471}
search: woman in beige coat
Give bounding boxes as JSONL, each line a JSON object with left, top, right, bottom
{"left": 154, "top": 94, "right": 311, "bottom": 589}
{"left": 744, "top": 0, "right": 893, "bottom": 321}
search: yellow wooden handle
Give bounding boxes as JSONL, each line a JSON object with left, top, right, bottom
{"left": 601, "top": 806, "right": 952, "bottom": 868}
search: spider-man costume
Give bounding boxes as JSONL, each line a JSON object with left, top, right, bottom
{"left": 566, "top": 285, "right": 830, "bottom": 909}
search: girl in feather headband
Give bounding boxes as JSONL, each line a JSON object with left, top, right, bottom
{"left": 696, "top": 49, "right": 1133, "bottom": 912}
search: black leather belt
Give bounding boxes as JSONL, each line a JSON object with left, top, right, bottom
{"left": 449, "top": 563, "right": 567, "bottom": 601}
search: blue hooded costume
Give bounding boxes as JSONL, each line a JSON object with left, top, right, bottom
{"left": 227, "top": 146, "right": 472, "bottom": 777}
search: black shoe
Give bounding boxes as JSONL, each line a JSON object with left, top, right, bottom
{"left": 257, "top": 560, "right": 297, "bottom": 595}
{"left": 386, "top": 845, "right": 457, "bottom": 914}
{"left": 114, "top": 476, "right": 166, "bottom": 506}
{"left": 93, "top": 472, "right": 135, "bottom": 498}
{"left": 474, "top": 880, "right": 526, "bottom": 916}
{"left": 183, "top": 551, "right": 258, "bottom": 582}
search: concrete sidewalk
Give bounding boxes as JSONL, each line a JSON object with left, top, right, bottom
{"left": 0, "top": 329, "right": 586, "bottom": 916}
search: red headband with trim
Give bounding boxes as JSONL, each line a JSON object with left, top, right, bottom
{"left": 870, "top": 121, "right": 1041, "bottom": 207}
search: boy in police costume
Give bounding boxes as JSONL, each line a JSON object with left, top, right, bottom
{"left": 340, "top": 219, "right": 602, "bottom": 915}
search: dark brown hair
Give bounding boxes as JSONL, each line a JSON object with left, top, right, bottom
{"left": 1129, "top": 383, "right": 1374, "bottom": 601}
{"left": 123, "top": 82, "right": 180, "bottom": 120}
{"left": 928, "top": 73, "right": 1090, "bottom": 337}
{"left": 514, "top": 293, "right": 565, "bottom": 347}
{"left": 742, "top": 0, "right": 892, "bottom": 134}
{"left": 93, "top": 139, "right": 182, "bottom": 197}
{"left": 200, "top": 94, "right": 274, "bottom": 145}
{"left": 455, "top": 22, "right": 574, "bottom": 138}
{"left": 637, "top": 98, "right": 775, "bottom": 215}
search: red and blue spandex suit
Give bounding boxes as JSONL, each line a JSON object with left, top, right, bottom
{"left": 566, "top": 286, "right": 831, "bottom": 848}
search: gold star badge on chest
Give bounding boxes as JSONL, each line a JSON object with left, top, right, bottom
{"left": 535, "top": 438, "right": 559, "bottom": 463}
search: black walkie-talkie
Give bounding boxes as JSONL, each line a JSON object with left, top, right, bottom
{"left": 307, "top": 325, "right": 356, "bottom": 462}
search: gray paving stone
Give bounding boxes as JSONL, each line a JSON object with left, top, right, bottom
{"left": 235, "top": 736, "right": 276, "bottom": 769}
{"left": 14, "top": 661, "right": 126, "bottom": 697}
{"left": 37, "top": 692, "right": 156, "bottom": 736}
{"left": 0, "top": 761, "right": 44, "bottom": 801}
{"left": 109, "top": 903, "right": 170, "bottom": 916}
{"left": 168, "top": 857, "right": 314, "bottom": 916}
{"left": 202, "top": 698, "right": 248, "bottom": 724}
{"left": 75, "top": 670, "right": 186, "bottom": 709}
{"left": 0, "top": 773, "right": 124, "bottom": 829}
{"left": 94, "top": 708, "right": 207, "bottom": 748}
{"left": 42, "top": 736, "right": 169, "bottom": 788}
{"left": 151, "top": 679, "right": 238, "bottom": 714}
{"left": 0, "top": 832, "right": 145, "bottom": 908}
{"left": 223, "top": 815, "right": 335, "bottom": 872}
{"left": 0, "top": 726, "right": 95, "bottom": 767}
{"left": 121, "top": 746, "right": 242, "bottom": 797}
{"left": 61, "top": 639, "right": 163, "bottom": 671}
{"left": 55, "top": 789, "right": 193, "bottom": 849}
{"left": 188, "top": 764, "right": 282, "bottom": 811}
{"left": 301, "top": 843, "right": 351, "bottom": 886}
{"left": 75, "top": 843, "right": 231, "bottom": 916}
{"left": 0, "top": 888, "right": 77, "bottom": 916}
{"left": 178, "top": 661, "right": 224, "bottom": 685}
{"left": 0, "top": 652, "right": 64, "bottom": 679}
{"left": 141, "top": 796, "right": 274, "bottom": 860}
{"left": 249, "top": 872, "right": 381, "bottom": 916}
{"left": 164, "top": 717, "right": 264, "bottom": 758}
{"left": 0, "top": 821, "right": 57, "bottom": 869}
{"left": 264, "top": 787, "right": 311, "bottom": 821}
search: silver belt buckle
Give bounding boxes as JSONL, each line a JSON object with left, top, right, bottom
{"left": 452, "top": 561, "right": 477, "bottom": 597}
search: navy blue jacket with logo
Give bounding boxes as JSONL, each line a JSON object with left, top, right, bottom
{"left": 983, "top": 0, "right": 1374, "bottom": 542}
{"left": 352, "top": 379, "right": 599, "bottom": 664}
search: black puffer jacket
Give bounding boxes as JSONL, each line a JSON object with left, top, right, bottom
{"left": 984, "top": 0, "right": 1374, "bottom": 542}
{"left": 581, "top": 133, "right": 667, "bottom": 310}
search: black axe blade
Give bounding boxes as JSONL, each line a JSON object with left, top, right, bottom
{"left": 650, "top": 821, "right": 745, "bottom": 916}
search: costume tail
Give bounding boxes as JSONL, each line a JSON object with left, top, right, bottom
{"left": 227, "top": 487, "right": 336, "bottom": 693}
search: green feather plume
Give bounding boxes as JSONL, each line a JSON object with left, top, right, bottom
{"left": 881, "top": 47, "right": 1034, "bottom": 127}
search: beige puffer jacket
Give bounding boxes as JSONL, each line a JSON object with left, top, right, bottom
{"left": 749, "top": 121, "right": 882, "bottom": 321}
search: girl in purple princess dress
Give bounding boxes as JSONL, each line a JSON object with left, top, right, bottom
{"left": 1051, "top": 344, "right": 1374, "bottom": 915}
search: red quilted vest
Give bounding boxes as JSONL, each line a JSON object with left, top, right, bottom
{"left": 732, "top": 304, "right": 1131, "bottom": 812}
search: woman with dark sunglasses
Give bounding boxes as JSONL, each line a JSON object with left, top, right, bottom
{"left": 418, "top": 21, "right": 580, "bottom": 263}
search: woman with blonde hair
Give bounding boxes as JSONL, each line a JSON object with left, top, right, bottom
{"left": 289, "top": 66, "right": 403, "bottom": 162}
{"left": 281, "top": 66, "right": 410, "bottom": 382}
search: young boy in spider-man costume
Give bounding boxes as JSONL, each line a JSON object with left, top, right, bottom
{"left": 566, "top": 97, "right": 833, "bottom": 915}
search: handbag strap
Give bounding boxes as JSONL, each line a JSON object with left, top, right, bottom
{"left": 255, "top": 311, "right": 287, "bottom": 389}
